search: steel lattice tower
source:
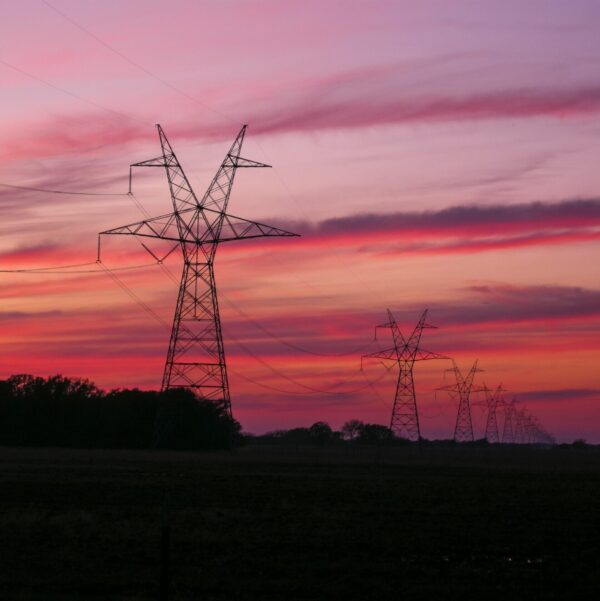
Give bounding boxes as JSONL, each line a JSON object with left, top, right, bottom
{"left": 439, "top": 360, "right": 481, "bottom": 442}
{"left": 100, "top": 124, "right": 297, "bottom": 415}
{"left": 362, "top": 309, "right": 446, "bottom": 441}
{"left": 483, "top": 384, "right": 503, "bottom": 443}
{"left": 501, "top": 396, "right": 516, "bottom": 444}
{"left": 524, "top": 415, "right": 535, "bottom": 443}
{"left": 514, "top": 409, "right": 526, "bottom": 443}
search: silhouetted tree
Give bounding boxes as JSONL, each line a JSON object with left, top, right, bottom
{"left": 341, "top": 419, "right": 364, "bottom": 441}
{"left": 356, "top": 423, "right": 395, "bottom": 445}
{"left": 282, "top": 427, "right": 311, "bottom": 444}
{"left": 0, "top": 374, "right": 240, "bottom": 450}
{"left": 154, "top": 388, "right": 240, "bottom": 450}
{"left": 309, "top": 421, "right": 333, "bottom": 445}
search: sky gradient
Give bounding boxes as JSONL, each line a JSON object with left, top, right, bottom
{"left": 1, "top": 0, "right": 599, "bottom": 441}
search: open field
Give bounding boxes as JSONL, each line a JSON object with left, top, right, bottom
{"left": 0, "top": 445, "right": 598, "bottom": 600}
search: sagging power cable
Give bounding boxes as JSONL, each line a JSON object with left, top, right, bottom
{"left": 0, "top": 182, "right": 128, "bottom": 196}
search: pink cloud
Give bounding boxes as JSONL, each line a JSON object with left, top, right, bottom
{"left": 247, "top": 85, "right": 600, "bottom": 136}
{"left": 375, "top": 229, "right": 600, "bottom": 257}
{"left": 239, "top": 198, "right": 600, "bottom": 258}
{"left": 7, "top": 74, "right": 600, "bottom": 162}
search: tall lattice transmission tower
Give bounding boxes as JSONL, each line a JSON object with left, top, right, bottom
{"left": 483, "top": 384, "right": 504, "bottom": 443}
{"left": 362, "top": 309, "right": 446, "bottom": 441}
{"left": 501, "top": 396, "right": 516, "bottom": 444}
{"left": 99, "top": 124, "right": 298, "bottom": 415}
{"left": 438, "top": 360, "right": 481, "bottom": 442}
{"left": 514, "top": 408, "right": 526, "bottom": 443}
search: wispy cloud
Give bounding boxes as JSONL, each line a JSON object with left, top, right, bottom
{"left": 306, "top": 198, "right": 600, "bottom": 236}
{"left": 219, "top": 283, "right": 600, "bottom": 359}
{"left": 518, "top": 388, "right": 600, "bottom": 403}
{"left": 6, "top": 65, "right": 600, "bottom": 162}
{"left": 271, "top": 198, "right": 600, "bottom": 257}
{"left": 3, "top": 198, "right": 599, "bottom": 276}
{"left": 247, "top": 83, "right": 600, "bottom": 137}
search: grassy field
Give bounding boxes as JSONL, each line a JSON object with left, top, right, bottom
{"left": 0, "top": 444, "right": 598, "bottom": 600}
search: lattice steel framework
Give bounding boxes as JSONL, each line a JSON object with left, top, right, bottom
{"left": 501, "top": 396, "right": 516, "bottom": 444}
{"left": 99, "top": 124, "right": 297, "bottom": 415}
{"left": 507, "top": 406, "right": 554, "bottom": 445}
{"left": 483, "top": 384, "right": 504, "bottom": 443}
{"left": 439, "top": 360, "right": 481, "bottom": 442}
{"left": 514, "top": 409, "right": 526, "bottom": 443}
{"left": 362, "top": 309, "right": 446, "bottom": 441}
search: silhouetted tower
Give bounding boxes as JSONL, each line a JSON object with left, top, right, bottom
{"left": 514, "top": 409, "right": 526, "bottom": 443}
{"left": 99, "top": 125, "right": 297, "bottom": 415}
{"left": 439, "top": 360, "right": 481, "bottom": 442}
{"left": 501, "top": 396, "right": 516, "bottom": 444}
{"left": 483, "top": 384, "right": 504, "bottom": 443}
{"left": 524, "top": 414, "right": 535, "bottom": 444}
{"left": 362, "top": 309, "right": 446, "bottom": 441}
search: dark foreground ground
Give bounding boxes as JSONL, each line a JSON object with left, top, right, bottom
{"left": 0, "top": 444, "right": 598, "bottom": 600}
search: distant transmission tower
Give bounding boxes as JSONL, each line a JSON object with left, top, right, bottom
{"left": 362, "top": 309, "right": 446, "bottom": 441}
{"left": 514, "top": 408, "right": 525, "bottom": 443}
{"left": 501, "top": 396, "right": 516, "bottom": 444}
{"left": 483, "top": 384, "right": 504, "bottom": 443}
{"left": 439, "top": 360, "right": 481, "bottom": 442}
{"left": 99, "top": 124, "right": 297, "bottom": 415}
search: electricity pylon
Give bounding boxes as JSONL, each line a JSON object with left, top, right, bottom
{"left": 514, "top": 408, "right": 526, "bottom": 443}
{"left": 524, "top": 414, "right": 537, "bottom": 444}
{"left": 438, "top": 360, "right": 481, "bottom": 442}
{"left": 483, "top": 384, "right": 504, "bottom": 443}
{"left": 99, "top": 124, "right": 298, "bottom": 415}
{"left": 501, "top": 396, "right": 516, "bottom": 444}
{"left": 362, "top": 309, "right": 446, "bottom": 441}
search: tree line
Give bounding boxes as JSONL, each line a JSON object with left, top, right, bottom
{"left": 247, "top": 419, "right": 406, "bottom": 446}
{"left": 0, "top": 374, "right": 408, "bottom": 450}
{"left": 0, "top": 374, "right": 239, "bottom": 450}
{"left": 4, "top": 374, "right": 586, "bottom": 450}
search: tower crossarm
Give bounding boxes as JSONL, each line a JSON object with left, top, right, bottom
{"left": 228, "top": 155, "right": 271, "bottom": 168}
{"left": 98, "top": 207, "right": 298, "bottom": 251}
{"left": 406, "top": 309, "right": 437, "bottom": 349}
{"left": 130, "top": 156, "right": 169, "bottom": 168}
{"left": 483, "top": 384, "right": 505, "bottom": 408}
{"left": 437, "top": 361, "right": 480, "bottom": 395}
{"left": 99, "top": 209, "right": 184, "bottom": 243}
{"left": 200, "top": 125, "right": 268, "bottom": 212}
{"left": 361, "top": 347, "right": 399, "bottom": 364}
{"left": 211, "top": 211, "right": 298, "bottom": 243}
{"left": 413, "top": 348, "right": 449, "bottom": 362}
{"left": 377, "top": 309, "right": 407, "bottom": 350}
{"left": 463, "top": 360, "right": 479, "bottom": 389}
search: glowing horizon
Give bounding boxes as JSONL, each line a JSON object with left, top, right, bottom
{"left": 1, "top": 1, "right": 599, "bottom": 442}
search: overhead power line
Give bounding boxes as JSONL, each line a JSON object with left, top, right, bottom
{"left": 0, "top": 261, "right": 160, "bottom": 275}
{"left": 0, "top": 58, "right": 146, "bottom": 126}
{"left": 41, "top": 0, "right": 238, "bottom": 126}
{"left": 0, "top": 182, "right": 128, "bottom": 196}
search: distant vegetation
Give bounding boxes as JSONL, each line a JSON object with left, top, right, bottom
{"left": 0, "top": 374, "right": 594, "bottom": 450}
{"left": 247, "top": 420, "right": 403, "bottom": 446}
{"left": 0, "top": 374, "right": 239, "bottom": 450}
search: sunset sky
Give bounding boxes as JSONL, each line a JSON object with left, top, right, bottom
{"left": 1, "top": 0, "right": 599, "bottom": 441}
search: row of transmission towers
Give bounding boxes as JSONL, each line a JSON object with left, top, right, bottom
{"left": 361, "top": 309, "right": 554, "bottom": 444}
{"left": 97, "top": 125, "right": 554, "bottom": 446}
{"left": 481, "top": 385, "right": 555, "bottom": 445}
